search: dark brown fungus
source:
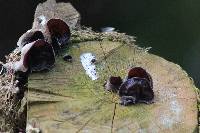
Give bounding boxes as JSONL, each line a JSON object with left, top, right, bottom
{"left": 17, "top": 30, "right": 44, "bottom": 50}
{"left": 47, "top": 19, "right": 71, "bottom": 50}
{"left": 119, "top": 67, "right": 154, "bottom": 106}
{"left": 29, "top": 31, "right": 44, "bottom": 42}
{"left": 24, "top": 39, "right": 55, "bottom": 72}
{"left": 119, "top": 77, "right": 154, "bottom": 106}
{"left": 104, "top": 76, "right": 123, "bottom": 92}
{"left": 127, "top": 67, "right": 153, "bottom": 88}
{"left": 63, "top": 54, "right": 72, "bottom": 62}
{"left": 13, "top": 39, "right": 55, "bottom": 73}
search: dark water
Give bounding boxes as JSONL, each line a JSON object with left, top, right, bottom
{"left": 0, "top": 0, "right": 45, "bottom": 60}
{"left": 0, "top": 0, "right": 200, "bottom": 87}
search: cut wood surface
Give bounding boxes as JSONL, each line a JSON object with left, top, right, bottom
{"left": 28, "top": 40, "right": 198, "bottom": 133}
{"left": 27, "top": 0, "right": 198, "bottom": 132}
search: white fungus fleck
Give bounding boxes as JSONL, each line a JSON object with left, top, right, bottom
{"left": 80, "top": 53, "right": 98, "bottom": 80}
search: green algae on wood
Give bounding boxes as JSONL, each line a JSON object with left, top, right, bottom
{"left": 27, "top": 34, "right": 198, "bottom": 132}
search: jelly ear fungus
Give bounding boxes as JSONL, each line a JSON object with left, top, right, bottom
{"left": 0, "top": 18, "right": 71, "bottom": 133}
{"left": 22, "top": 39, "right": 55, "bottom": 72}
{"left": 14, "top": 39, "right": 55, "bottom": 73}
{"left": 119, "top": 67, "right": 154, "bottom": 106}
{"left": 17, "top": 30, "right": 44, "bottom": 51}
{"left": 127, "top": 67, "right": 153, "bottom": 88}
{"left": 104, "top": 76, "right": 123, "bottom": 92}
{"left": 47, "top": 18, "right": 71, "bottom": 51}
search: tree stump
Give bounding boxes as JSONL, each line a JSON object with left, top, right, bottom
{"left": 32, "top": 0, "right": 80, "bottom": 30}
{"left": 27, "top": 0, "right": 198, "bottom": 132}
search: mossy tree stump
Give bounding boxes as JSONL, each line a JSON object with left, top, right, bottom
{"left": 27, "top": 0, "right": 198, "bottom": 132}
{"left": 28, "top": 39, "right": 198, "bottom": 132}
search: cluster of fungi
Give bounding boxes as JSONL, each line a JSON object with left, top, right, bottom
{"left": 4, "top": 18, "right": 71, "bottom": 76}
{"left": 105, "top": 67, "right": 154, "bottom": 106}
{"left": 0, "top": 18, "right": 71, "bottom": 132}
{"left": 1, "top": 17, "right": 154, "bottom": 108}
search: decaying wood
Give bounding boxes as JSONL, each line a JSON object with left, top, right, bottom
{"left": 32, "top": 0, "right": 80, "bottom": 30}
{"left": 27, "top": 39, "right": 198, "bottom": 132}
{"left": 24, "top": 0, "right": 199, "bottom": 132}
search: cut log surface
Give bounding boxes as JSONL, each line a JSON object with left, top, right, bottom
{"left": 28, "top": 41, "right": 198, "bottom": 133}
{"left": 27, "top": 0, "right": 198, "bottom": 133}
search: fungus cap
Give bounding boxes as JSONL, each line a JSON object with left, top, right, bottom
{"left": 14, "top": 39, "right": 55, "bottom": 72}
{"left": 47, "top": 18, "right": 71, "bottom": 50}
{"left": 128, "top": 67, "right": 153, "bottom": 88}
{"left": 17, "top": 30, "right": 44, "bottom": 51}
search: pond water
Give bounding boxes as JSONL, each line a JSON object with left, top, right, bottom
{"left": 0, "top": 0, "right": 200, "bottom": 87}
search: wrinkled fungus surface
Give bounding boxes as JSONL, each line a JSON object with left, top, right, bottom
{"left": 7, "top": 18, "right": 71, "bottom": 74}
{"left": 47, "top": 19, "right": 71, "bottom": 49}
{"left": 104, "top": 67, "right": 154, "bottom": 106}
{"left": 119, "top": 77, "right": 154, "bottom": 106}
{"left": 25, "top": 40, "right": 55, "bottom": 72}
{"left": 13, "top": 40, "right": 55, "bottom": 73}
{"left": 119, "top": 67, "right": 154, "bottom": 106}
{"left": 127, "top": 67, "right": 153, "bottom": 88}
